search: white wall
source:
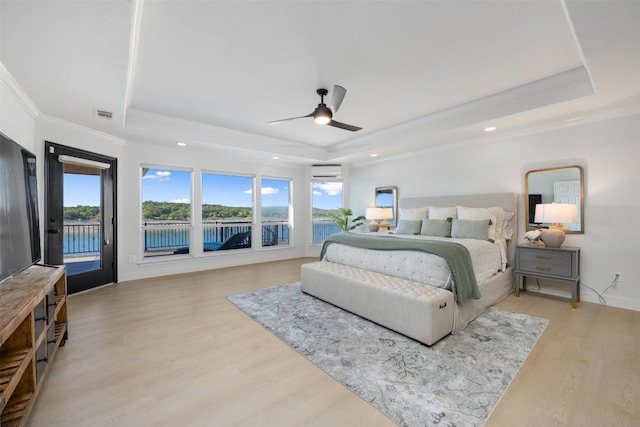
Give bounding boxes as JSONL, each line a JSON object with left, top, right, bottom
{"left": 349, "top": 112, "right": 640, "bottom": 311}
{"left": 0, "top": 83, "right": 35, "bottom": 150}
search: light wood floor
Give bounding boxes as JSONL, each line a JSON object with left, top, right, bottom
{"left": 27, "top": 258, "right": 639, "bottom": 427}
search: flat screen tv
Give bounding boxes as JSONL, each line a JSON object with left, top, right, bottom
{"left": 0, "top": 132, "right": 41, "bottom": 284}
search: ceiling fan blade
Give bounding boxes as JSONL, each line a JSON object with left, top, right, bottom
{"left": 268, "top": 112, "right": 313, "bottom": 125}
{"left": 327, "top": 119, "right": 362, "bottom": 132}
{"left": 330, "top": 85, "right": 347, "bottom": 114}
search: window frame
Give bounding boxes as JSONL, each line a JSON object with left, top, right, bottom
{"left": 140, "top": 164, "right": 194, "bottom": 260}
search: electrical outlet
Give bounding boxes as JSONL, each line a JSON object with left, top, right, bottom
{"left": 130, "top": 255, "right": 136, "bottom": 263}
{"left": 613, "top": 272, "right": 621, "bottom": 283}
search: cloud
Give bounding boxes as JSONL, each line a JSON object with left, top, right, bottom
{"left": 243, "top": 187, "right": 280, "bottom": 195}
{"left": 312, "top": 182, "right": 342, "bottom": 196}
{"left": 169, "top": 198, "right": 190, "bottom": 203}
{"left": 142, "top": 170, "right": 172, "bottom": 181}
{"left": 261, "top": 187, "right": 279, "bottom": 195}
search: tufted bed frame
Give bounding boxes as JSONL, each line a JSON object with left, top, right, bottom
{"left": 301, "top": 193, "right": 518, "bottom": 346}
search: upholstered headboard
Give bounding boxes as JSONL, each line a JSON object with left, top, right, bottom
{"left": 399, "top": 193, "right": 518, "bottom": 267}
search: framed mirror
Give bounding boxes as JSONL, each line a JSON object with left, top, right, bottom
{"left": 375, "top": 186, "right": 398, "bottom": 227}
{"left": 525, "top": 165, "right": 584, "bottom": 234}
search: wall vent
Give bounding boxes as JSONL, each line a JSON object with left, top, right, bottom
{"left": 95, "top": 109, "right": 114, "bottom": 120}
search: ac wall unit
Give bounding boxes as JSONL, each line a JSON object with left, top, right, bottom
{"left": 311, "top": 164, "right": 342, "bottom": 179}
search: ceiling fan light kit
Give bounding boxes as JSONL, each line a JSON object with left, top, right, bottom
{"left": 269, "top": 85, "right": 362, "bottom": 132}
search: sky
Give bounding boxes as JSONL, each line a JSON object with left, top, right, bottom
{"left": 64, "top": 173, "right": 100, "bottom": 206}
{"left": 64, "top": 169, "right": 343, "bottom": 210}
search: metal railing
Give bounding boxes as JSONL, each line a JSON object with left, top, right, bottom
{"left": 63, "top": 223, "right": 101, "bottom": 255}
{"left": 312, "top": 220, "right": 341, "bottom": 245}
{"left": 62, "top": 220, "right": 333, "bottom": 256}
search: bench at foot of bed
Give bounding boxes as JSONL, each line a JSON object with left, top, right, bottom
{"left": 301, "top": 261, "right": 456, "bottom": 346}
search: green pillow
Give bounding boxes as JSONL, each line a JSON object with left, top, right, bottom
{"left": 395, "top": 219, "right": 422, "bottom": 235}
{"left": 451, "top": 219, "right": 491, "bottom": 241}
{"left": 420, "top": 218, "right": 452, "bottom": 237}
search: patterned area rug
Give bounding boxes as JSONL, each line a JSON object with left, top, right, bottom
{"left": 228, "top": 282, "right": 547, "bottom": 427}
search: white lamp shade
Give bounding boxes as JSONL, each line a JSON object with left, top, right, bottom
{"left": 380, "top": 208, "right": 394, "bottom": 220}
{"left": 366, "top": 207, "right": 383, "bottom": 220}
{"left": 534, "top": 203, "right": 577, "bottom": 224}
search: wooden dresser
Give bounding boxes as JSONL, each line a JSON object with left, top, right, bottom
{"left": 0, "top": 265, "right": 68, "bottom": 427}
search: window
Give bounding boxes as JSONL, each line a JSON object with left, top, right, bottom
{"left": 202, "top": 172, "right": 253, "bottom": 253}
{"left": 141, "top": 167, "right": 192, "bottom": 257}
{"left": 261, "top": 177, "right": 291, "bottom": 247}
{"left": 311, "top": 181, "right": 342, "bottom": 245}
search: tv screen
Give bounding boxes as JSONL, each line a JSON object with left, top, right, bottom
{"left": 0, "top": 132, "right": 41, "bottom": 284}
{"left": 528, "top": 194, "right": 542, "bottom": 224}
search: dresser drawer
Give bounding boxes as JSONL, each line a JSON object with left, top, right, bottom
{"left": 518, "top": 248, "right": 572, "bottom": 266}
{"left": 518, "top": 260, "right": 573, "bottom": 278}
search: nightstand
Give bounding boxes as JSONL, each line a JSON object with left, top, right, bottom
{"left": 515, "top": 244, "right": 581, "bottom": 308}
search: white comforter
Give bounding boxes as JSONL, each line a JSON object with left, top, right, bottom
{"left": 323, "top": 234, "right": 505, "bottom": 290}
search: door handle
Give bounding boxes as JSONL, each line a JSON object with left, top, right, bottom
{"left": 47, "top": 228, "right": 60, "bottom": 234}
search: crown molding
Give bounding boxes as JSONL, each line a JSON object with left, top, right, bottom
{"left": 350, "top": 103, "right": 640, "bottom": 168}
{"left": 38, "top": 114, "right": 126, "bottom": 146}
{"left": 0, "top": 62, "right": 41, "bottom": 118}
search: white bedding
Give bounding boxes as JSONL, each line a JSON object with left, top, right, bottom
{"left": 323, "top": 234, "right": 505, "bottom": 290}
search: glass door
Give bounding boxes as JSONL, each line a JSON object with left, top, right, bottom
{"left": 44, "top": 142, "right": 116, "bottom": 294}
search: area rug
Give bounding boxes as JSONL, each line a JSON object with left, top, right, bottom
{"left": 227, "top": 282, "right": 548, "bottom": 427}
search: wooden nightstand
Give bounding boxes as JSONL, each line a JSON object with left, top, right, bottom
{"left": 515, "top": 244, "right": 581, "bottom": 308}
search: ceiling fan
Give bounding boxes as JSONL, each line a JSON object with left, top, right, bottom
{"left": 268, "top": 85, "right": 362, "bottom": 132}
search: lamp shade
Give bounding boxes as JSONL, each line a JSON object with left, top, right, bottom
{"left": 366, "top": 207, "right": 383, "bottom": 220}
{"left": 380, "top": 208, "right": 394, "bottom": 220}
{"left": 534, "top": 203, "right": 577, "bottom": 224}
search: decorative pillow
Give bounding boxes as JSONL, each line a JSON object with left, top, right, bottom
{"left": 399, "top": 207, "right": 428, "bottom": 221}
{"left": 457, "top": 206, "right": 497, "bottom": 241}
{"left": 451, "top": 219, "right": 491, "bottom": 241}
{"left": 487, "top": 207, "right": 505, "bottom": 240}
{"left": 420, "top": 218, "right": 452, "bottom": 237}
{"left": 395, "top": 219, "right": 422, "bottom": 235}
{"left": 428, "top": 206, "right": 457, "bottom": 220}
{"left": 502, "top": 211, "right": 515, "bottom": 240}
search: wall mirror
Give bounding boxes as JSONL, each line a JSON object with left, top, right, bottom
{"left": 525, "top": 165, "right": 584, "bottom": 233}
{"left": 375, "top": 186, "right": 398, "bottom": 227}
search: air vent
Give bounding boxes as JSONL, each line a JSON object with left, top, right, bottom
{"left": 94, "top": 109, "right": 114, "bottom": 120}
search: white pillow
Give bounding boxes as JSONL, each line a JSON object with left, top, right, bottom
{"left": 428, "top": 206, "right": 457, "bottom": 220}
{"left": 502, "top": 211, "right": 515, "bottom": 240}
{"left": 488, "top": 207, "right": 505, "bottom": 240}
{"left": 399, "top": 207, "right": 428, "bottom": 221}
{"left": 457, "top": 206, "right": 497, "bottom": 241}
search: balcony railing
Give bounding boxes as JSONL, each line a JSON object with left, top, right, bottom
{"left": 63, "top": 223, "right": 101, "bottom": 255}
{"left": 63, "top": 220, "right": 334, "bottom": 257}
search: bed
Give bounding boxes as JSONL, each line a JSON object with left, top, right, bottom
{"left": 301, "top": 193, "right": 517, "bottom": 345}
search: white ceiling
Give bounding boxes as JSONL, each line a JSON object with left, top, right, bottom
{"left": 1, "top": 0, "right": 639, "bottom": 165}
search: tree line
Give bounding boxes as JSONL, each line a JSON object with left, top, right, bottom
{"left": 64, "top": 202, "right": 342, "bottom": 222}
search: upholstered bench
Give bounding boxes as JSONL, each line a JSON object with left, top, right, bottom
{"left": 301, "top": 261, "right": 456, "bottom": 346}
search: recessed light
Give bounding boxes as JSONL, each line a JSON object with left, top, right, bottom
{"left": 272, "top": 156, "right": 279, "bottom": 160}
{"left": 177, "top": 142, "right": 186, "bottom": 146}
{"left": 370, "top": 153, "right": 378, "bottom": 157}
{"left": 484, "top": 126, "right": 497, "bottom": 132}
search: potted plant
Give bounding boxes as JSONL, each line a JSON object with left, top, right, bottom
{"left": 331, "top": 208, "right": 366, "bottom": 231}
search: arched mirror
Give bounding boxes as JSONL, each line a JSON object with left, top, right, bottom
{"left": 525, "top": 165, "right": 584, "bottom": 234}
{"left": 375, "top": 186, "right": 398, "bottom": 227}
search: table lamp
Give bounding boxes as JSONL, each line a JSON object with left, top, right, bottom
{"left": 534, "top": 203, "right": 578, "bottom": 248}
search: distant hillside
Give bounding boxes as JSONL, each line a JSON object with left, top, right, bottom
{"left": 65, "top": 202, "right": 342, "bottom": 222}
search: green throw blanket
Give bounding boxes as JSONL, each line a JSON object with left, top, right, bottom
{"left": 320, "top": 232, "right": 481, "bottom": 305}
